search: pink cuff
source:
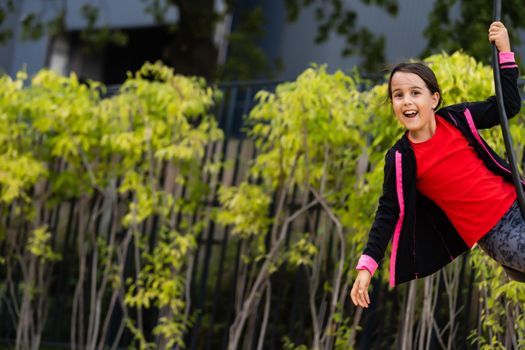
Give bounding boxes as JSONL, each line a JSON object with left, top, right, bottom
{"left": 499, "top": 52, "right": 515, "bottom": 64}
{"left": 356, "top": 254, "right": 378, "bottom": 276}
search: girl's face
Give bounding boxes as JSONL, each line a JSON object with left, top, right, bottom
{"left": 390, "top": 71, "right": 440, "bottom": 142}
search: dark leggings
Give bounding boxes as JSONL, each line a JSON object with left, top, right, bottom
{"left": 477, "top": 200, "right": 525, "bottom": 273}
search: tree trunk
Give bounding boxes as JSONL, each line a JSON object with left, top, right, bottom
{"left": 165, "top": 0, "right": 218, "bottom": 80}
{"left": 400, "top": 280, "right": 417, "bottom": 350}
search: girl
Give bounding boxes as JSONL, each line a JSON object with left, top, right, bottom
{"left": 351, "top": 21, "right": 524, "bottom": 308}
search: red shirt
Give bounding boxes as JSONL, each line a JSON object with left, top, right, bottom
{"left": 409, "top": 115, "right": 516, "bottom": 247}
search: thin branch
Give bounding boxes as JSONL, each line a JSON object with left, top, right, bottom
{"left": 228, "top": 196, "right": 322, "bottom": 350}
{"left": 256, "top": 280, "right": 271, "bottom": 350}
{"left": 309, "top": 186, "right": 346, "bottom": 348}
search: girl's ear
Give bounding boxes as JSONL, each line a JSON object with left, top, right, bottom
{"left": 432, "top": 92, "right": 440, "bottom": 109}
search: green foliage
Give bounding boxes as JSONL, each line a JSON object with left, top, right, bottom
{"left": 282, "top": 336, "right": 309, "bottom": 350}
{"left": 217, "top": 183, "right": 272, "bottom": 238}
{"left": 0, "top": 72, "right": 48, "bottom": 203}
{"left": 331, "top": 311, "right": 358, "bottom": 350}
{"left": 125, "top": 230, "right": 196, "bottom": 348}
{"left": 126, "top": 319, "right": 153, "bottom": 350}
{"left": 28, "top": 226, "right": 61, "bottom": 262}
{"left": 218, "top": 63, "right": 384, "bottom": 347}
{"left": 248, "top": 65, "right": 369, "bottom": 190}
{"left": 423, "top": 0, "right": 525, "bottom": 66}
{"left": 108, "top": 62, "right": 221, "bottom": 346}
{"left": 286, "top": 234, "right": 318, "bottom": 267}
{"left": 0, "top": 61, "right": 222, "bottom": 348}
{"left": 468, "top": 246, "right": 525, "bottom": 347}
{"left": 425, "top": 51, "right": 494, "bottom": 105}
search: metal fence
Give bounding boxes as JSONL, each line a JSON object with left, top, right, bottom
{"left": 186, "top": 79, "right": 281, "bottom": 349}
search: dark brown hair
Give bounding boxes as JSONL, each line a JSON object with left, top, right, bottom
{"left": 387, "top": 62, "right": 442, "bottom": 109}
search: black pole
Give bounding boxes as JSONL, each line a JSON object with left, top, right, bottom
{"left": 492, "top": 0, "right": 525, "bottom": 219}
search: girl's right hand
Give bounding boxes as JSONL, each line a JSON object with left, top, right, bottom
{"left": 350, "top": 269, "right": 372, "bottom": 308}
{"left": 489, "top": 21, "right": 511, "bottom": 52}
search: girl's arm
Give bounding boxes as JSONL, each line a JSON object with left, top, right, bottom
{"left": 466, "top": 21, "right": 522, "bottom": 129}
{"left": 351, "top": 149, "right": 400, "bottom": 307}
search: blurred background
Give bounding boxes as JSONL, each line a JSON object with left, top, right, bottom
{"left": 1, "top": 0, "right": 525, "bottom": 83}
{"left": 1, "top": 1, "right": 525, "bottom": 350}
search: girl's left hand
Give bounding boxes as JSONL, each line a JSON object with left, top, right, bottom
{"left": 489, "top": 21, "right": 511, "bottom": 52}
{"left": 350, "top": 269, "right": 372, "bottom": 308}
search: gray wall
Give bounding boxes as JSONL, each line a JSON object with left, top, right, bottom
{"left": 276, "top": 1, "right": 444, "bottom": 80}
{"left": 0, "top": 0, "right": 22, "bottom": 75}
{"left": 0, "top": 0, "right": 178, "bottom": 77}
{"left": 0, "top": 0, "right": 49, "bottom": 77}
{"left": 65, "top": 0, "right": 178, "bottom": 30}
{"left": 1, "top": 0, "right": 524, "bottom": 81}
{"left": 262, "top": 0, "right": 525, "bottom": 80}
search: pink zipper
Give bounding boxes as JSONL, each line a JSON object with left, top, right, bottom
{"left": 389, "top": 151, "right": 405, "bottom": 288}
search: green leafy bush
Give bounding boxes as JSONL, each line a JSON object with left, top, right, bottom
{"left": 0, "top": 62, "right": 222, "bottom": 350}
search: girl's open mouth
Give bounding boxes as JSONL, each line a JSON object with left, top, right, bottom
{"left": 403, "top": 110, "right": 418, "bottom": 118}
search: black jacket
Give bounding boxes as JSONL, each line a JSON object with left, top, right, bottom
{"left": 361, "top": 57, "right": 522, "bottom": 287}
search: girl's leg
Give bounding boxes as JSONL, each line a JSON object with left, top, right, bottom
{"left": 477, "top": 201, "right": 525, "bottom": 273}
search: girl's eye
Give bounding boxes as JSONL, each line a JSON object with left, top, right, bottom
{"left": 411, "top": 91, "right": 421, "bottom": 96}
